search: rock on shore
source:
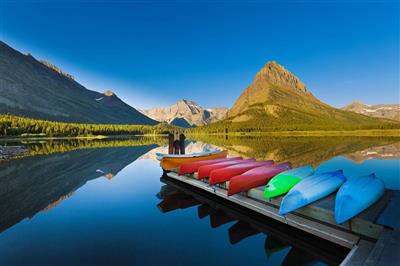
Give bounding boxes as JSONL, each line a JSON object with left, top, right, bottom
{"left": 0, "top": 146, "right": 29, "bottom": 160}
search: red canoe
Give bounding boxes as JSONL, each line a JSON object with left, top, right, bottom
{"left": 178, "top": 157, "right": 241, "bottom": 175}
{"left": 227, "top": 162, "right": 291, "bottom": 196}
{"left": 208, "top": 160, "right": 274, "bottom": 185}
{"left": 197, "top": 159, "right": 255, "bottom": 179}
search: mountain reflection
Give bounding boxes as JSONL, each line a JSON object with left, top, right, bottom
{"left": 189, "top": 135, "right": 400, "bottom": 166}
{"left": 158, "top": 177, "right": 349, "bottom": 266}
{"left": 0, "top": 143, "right": 157, "bottom": 233}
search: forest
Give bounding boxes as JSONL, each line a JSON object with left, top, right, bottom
{"left": 0, "top": 114, "right": 173, "bottom": 137}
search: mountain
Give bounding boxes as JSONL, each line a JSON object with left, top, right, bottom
{"left": 342, "top": 101, "right": 400, "bottom": 121}
{"left": 215, "top": 61, "right": 399, "bottom": 131}
{"left": 0, "top": 41, "right": 157, "bottom": 125}
{"left": 140, "top": 100, "right": 228, "bottom": 127}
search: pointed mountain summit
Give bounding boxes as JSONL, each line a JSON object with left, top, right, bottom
{"left": 0, "top": 41, "right": 157, "bottom": 125}
{"left": 228, "top": 61, "right": 319, "bottom": 118}
{"left": 215, "top": 61, "right": 399, "bottom": 130}
{"left": 140, "top": 99, "right": 228, "bottom": 127}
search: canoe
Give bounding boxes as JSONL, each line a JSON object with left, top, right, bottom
{"left": 264, "top": 165, "right": 314, "bottom": 199}
{"left": 208, "top": 160, "right": 274, "bottom": 185}
{"left": 178, "top": 157, "right": 241, "bottom": 175}
{"left": 279, "top": 170, "right": 346, "bottom": 215}
{"left": 227, "top": 162, "right": 291, "bottom": 196}
{"left": 156, "top": 149, "right": 221, "bottom": 159}
{"left": 159, "top": 150, "right": 228, "bottom": 171}
{"left": 335, "top": 173, "right": 385, "bottom": 224}
{"left": 197, "top": 159, "right": 256, "bottom": 179}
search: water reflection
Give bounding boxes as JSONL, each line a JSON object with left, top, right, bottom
{"left": 158, "top": 177, "right": 349, "bottom": 266}
{"left": 191, "top": 135, "right": 400, "bottom": 166}
{"left": 0, "top": 144, "right": 157, "bottom": 233}
{"left": 0, "top": 136, "right": 167, "bottom": 159}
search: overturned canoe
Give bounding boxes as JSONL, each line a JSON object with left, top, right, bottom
{"left": 279, "top": 170, "right": 346, "bottom": 215}
{"left": 208, "top": 160, "right": 274, "bottom": 185}
{"left": 264, "top": 165, "right": 314, "bottom": 199}
{"left": 227, "top": 162, "right": 291, "bottom": 196}
{"left": 197, "top": 159, "right": 256, "bottom": 179}
{"left": 159, "top": 150, "right": 228, "bottom": 171}
{"left": 178, "top": 157, "right": 241, "bottom": 175}
{"left": 335, "top": 173, "right": 385, "bottom": 224}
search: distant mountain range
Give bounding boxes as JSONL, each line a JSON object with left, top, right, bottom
{"left": 201, "top": 61, "right": 398, "bottom": 131}
{"left": 139, "top": 100, "right": 228, "bottom": 127}
{"left": 342, "top": 101, "right": 400, "bottom": 121}
{"left": 0, "top": 41, "right": 157, "bottom": 125}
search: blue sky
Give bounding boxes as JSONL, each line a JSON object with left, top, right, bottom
{"left": 1, "top": 1, "right": 398, "bottom": 109}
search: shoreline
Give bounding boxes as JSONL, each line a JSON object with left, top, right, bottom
{"left": 188, "top": 129, "right": 400, "bottom": 137}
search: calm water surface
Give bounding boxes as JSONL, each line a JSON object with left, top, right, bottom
{"left": 0, "top": 136, "right": 399, "bottom": 265}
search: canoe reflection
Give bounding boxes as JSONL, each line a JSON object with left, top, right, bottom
{"left": 157, "top": 190, "right": 201, "bottom": 213}
{"left": 229, "top": 221, "right": 260, "bottom": 245}
{"left": 282, "top": 247, "right": 315, "bottom": 266}
{"left": 158, "top": 176, "right": 349, "bottom": 266}
{"left": 197, "top": 203, "right": 216, "bottom": 219}
{"left": 264, "top": 235, "right": 289, "bottom": 258}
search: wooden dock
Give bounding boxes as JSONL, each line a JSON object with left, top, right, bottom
{"left": 164, "top": 171, "right": 399, "bottom": 266}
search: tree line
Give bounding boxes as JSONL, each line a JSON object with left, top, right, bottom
{"left": 0, "top": 114, "right": 174, "bottom": 137}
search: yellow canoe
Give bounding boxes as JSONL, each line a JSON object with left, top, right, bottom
{"left": 159, "top": 150, "right": 228, "bottom": 171}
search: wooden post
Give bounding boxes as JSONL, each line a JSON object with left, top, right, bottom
{"left": 168, "top": 133, "right": 174, "bottom": 154}
{"left": 173, "top": 140, "right": 180, "bottom": 154}
{"left": 179, "top": 133, "right": 186, "bottom": 154}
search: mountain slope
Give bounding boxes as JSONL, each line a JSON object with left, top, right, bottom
{"left": 342, "top": 101, "right": 400, "bottom": 121}
{"left": 200, "top": 61, "right": 399, "bottom": 132}
{"left": 0, "top": 41, "right": 157, "bottom": 125}
{"left": 140, "top": 99, "right": 228, "bottom": 127}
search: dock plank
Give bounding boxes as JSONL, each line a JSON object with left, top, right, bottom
{"left": 340, "top": 240, "right": 374, "bottom": 266}
{"left": 365, "top": 228, "right": 400, "bottom": 266}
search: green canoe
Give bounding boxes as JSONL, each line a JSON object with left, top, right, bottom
{"left": 263, "top": 165, "right": 314, "bottom": 199}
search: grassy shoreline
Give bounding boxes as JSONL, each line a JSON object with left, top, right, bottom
{"left": 187, "top": 129, "right": 400, "bottom": 137}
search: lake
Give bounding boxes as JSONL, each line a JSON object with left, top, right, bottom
{"left": 0, "top": 136, "right": 399, "bottom": 265}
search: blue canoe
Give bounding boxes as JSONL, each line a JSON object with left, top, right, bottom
{"left": 279, "top": 170, "right": 346, "bottom": 215}
{"left": 335, "top": 173, "right": 385, "bottom": 224}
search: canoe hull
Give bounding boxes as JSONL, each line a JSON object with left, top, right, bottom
{"left": 208, "top": 160, "right": 274, "bottom": 185}
{"left": 279, "top": 170, "right": 346, "bottom": 215}
{"left": 264, "top": 165, "right": 314, "bottom": 199}
{"left": 178, "top": 157, "right": 241, "bottom": 175}
{"left": 227, "top": 162, "right": 291, "bottom": 196}
{"left": 160, "top": 150, "right": 228, "bottom": 171}
{"left": 335, "top": 173, "right": 385, "bottom": 224}
{"left": 197, "top": 159, "right": 255, "bottom": 179}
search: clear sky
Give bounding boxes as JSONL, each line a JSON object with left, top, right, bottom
{"left": 1, "top": 1, "right": 398, "bottom": 109}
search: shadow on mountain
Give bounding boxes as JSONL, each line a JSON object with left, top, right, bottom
{"left": 191, "top": 135, "right": 400, "bottom": 167}
{"left": 0, "top": 144, "right": 157, "bottom": 233}
{"left": 158, "top": 176, "right": 349, "bottom": 265}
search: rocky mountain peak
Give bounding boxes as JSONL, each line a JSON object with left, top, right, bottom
{"left": 104, "top": 90, "right": 114, "bottom": 96}
{"left": 139, "top": 100, "right": 228, "bottom": 127}
{"left": 347, "top": 100, "right": 366, "bottom": 107}
{"left": 176, "top": 99, "right": 203, "bottom": 115}
{"left": 255, "top": 61, "right": 308, "bottom": 95}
